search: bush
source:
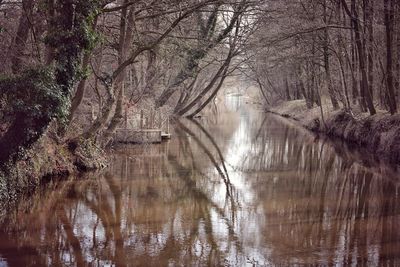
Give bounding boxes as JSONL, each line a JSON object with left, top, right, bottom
{"left": 0, "top": 68, "right": 69, "bottom": 164}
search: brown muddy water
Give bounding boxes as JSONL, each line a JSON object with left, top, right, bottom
{"left": 1, "top": 96, "right": 400, "bottom": 266}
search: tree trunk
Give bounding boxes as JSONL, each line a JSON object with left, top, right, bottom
{"left": 45, "top": 0, "right": 56, "bottom": 64}
{"left": 155, "top": 2, "right": 246, "bottom": 108}
{"left": 177, "top": 52, "right": 233, "bottom": 116}
{"left": 396, "top": 2, "right": 400, "bottom": 103}
{"left": 68, "top": 52, "right": 91, "bottom": 121}
{"left": 337, "top": 35, "right": 351, "bottom": 110}
{"left": 342, "top": 0, "right": 376, "bottom": 115}
{"left": 384, "top": 0, "right": 397, "bottom": 114}
{"left": 10, "top": 0, "right": 34, "bottom": 73}
{"left": 285, "top": 77, "right": 291, "bottom": 101}
{"left": 323, "top": 0, "right": 339, "bottom": 110}
{"left": 187, "top": 66, "right": 230, "bottom": 118}
{"left": 102, "top": 3, "right": 135, "bottom": 141}
{"left": 255, "top": 77, "right": 270, "bottom": 105}
{"left": 366, "top": 0, "right": 374, "bottom": 104}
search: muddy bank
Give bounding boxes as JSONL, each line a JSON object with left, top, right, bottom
{"left": 0, "top": 129, "right": 107, "bottom": 201}
{"left": 268, "top": 100, "right": 400, "bottom": 165}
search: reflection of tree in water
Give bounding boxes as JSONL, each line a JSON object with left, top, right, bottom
{"left": 0, "top": 115, "right": 244, "bottom": 266}
{"left": 1, "top": 111, "right": 400, "bottom": 266}
{"left": 244, "top": 114, "right": 400, "bottom": 266}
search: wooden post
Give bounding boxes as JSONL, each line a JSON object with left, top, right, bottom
{"left": 167, "top": 117, "right": 170, "bottom": 134}
{"left": 158, "top": 111, "right": 162, "bottom": 129}
{"left": 140, "top": 110, "right": 144, "bottom": 129}
{"left": 91, "top": 106, "right": 95, "bottom": 122}
{"left": 150, "top": 109, "right": 154, "bottom": 129}
{"left": 125, "top": 106, "right": 128, "bottom": 129}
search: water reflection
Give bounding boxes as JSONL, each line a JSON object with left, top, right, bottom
{"left": 0, "top": 97, "right": 400, "bottom": 266}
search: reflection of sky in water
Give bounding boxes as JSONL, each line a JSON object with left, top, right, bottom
{"left": 0, "top": 257, "right": 7, "bottom": 267}
{"left": 210, "top": 96, "right": 271, "bottom": 265}
{"left": 1, "top": 95, "right": 400, "bottom": 266}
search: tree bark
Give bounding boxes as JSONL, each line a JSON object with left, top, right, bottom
{"left": 155, "top": 1, "right": 247, "bottom": 108}
{"left": 285, "top": 77, "right": 291, "bottom": 101}
{"left": 68, "top": 52, "right": 91, "bottom": 122}
{"left": 323, "top": 0, "right": 339, "bottom": 110}
{"left": 177, "top": 52, "right": 233, "bottom": 116}
{"left": 342, "top": 0, "right": 376, "bottom": 115}
{"left": 366, "top": 0, "right": 374, "bottom": 104}
{"left": 187, "top": 65, "right": 230, "bottom": 118}
{"left": 10, "top": 0, "right": 34, "bottom": 74}
{"left": 384, "top": 0, "right": 397, "bottom": 114}
{"left": 102, "top": 3, "right": 135, "bottom": 141}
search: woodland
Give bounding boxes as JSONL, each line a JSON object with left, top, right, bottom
{"left": 0, "top": 0, "right": 400, "bottom": 182}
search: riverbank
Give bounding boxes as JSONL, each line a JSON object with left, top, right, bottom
{"left": 268, "top": 100, "right": 400, "bottom": 165}
{"left": 0, "top": 128, "right": 107, "bottom": 201}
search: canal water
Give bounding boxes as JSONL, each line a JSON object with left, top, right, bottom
{"left": 0, "top": 96, "right": 400, "bottom": 266}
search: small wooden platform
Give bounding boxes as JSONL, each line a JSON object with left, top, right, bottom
{"left": 115, "top": 129, "right": 163, "bottom": 144}
{"left": 114, "top": 109, "right": 171, "bottom": 144}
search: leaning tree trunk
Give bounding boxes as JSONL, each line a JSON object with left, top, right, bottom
{"left": 187, "top": 64, "right": 230, "bottom": 118}
{"left": 177, "top": 53, "right": 233, "bottom": 116}
{"left": 155, "top": 1, "right": 246, "bottom": 108}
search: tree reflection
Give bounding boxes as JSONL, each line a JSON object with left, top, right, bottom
{"left": 0, "top": 110, "right": 400, "bottom": 266}
{"left": 245, "top": 114, "right": 400, "bottom": 266}
{"left": 0, "top": 113, "right": 244, "bottom": 266}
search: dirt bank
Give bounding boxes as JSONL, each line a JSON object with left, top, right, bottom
{"left": 268, "top": 100, "right": 400, "bottom": 165}
{"left": 0, "top": 128, "right": 107, "bottom": 201}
